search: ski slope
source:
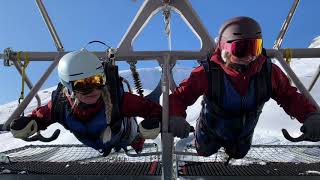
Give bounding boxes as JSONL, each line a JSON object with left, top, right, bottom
{"left": 0, "top": 37, "right": 320, "bottom": 156}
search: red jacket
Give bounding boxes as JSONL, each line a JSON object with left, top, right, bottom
{"left": 169, "top": 51, "right": 317, "bottom": 123}
{"left": 31, "top": 92, "right": 162, "bottom": 130}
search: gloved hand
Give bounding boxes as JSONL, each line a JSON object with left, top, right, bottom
{"left": 10, "top": 116, "right": 38, "bottom": 139}
{"left": 169, "top": 116, "right": 191, "bottom": 139}
{"left": 139, "top": 118, "right": 160, "bottom": 139}
{"left": 301, "top": 112, "right": 320, "bottom": 142}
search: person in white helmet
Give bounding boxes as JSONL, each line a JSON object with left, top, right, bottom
{"left": 10, "top": 48, "right": 162, "bottom": 156}
{"left": 167, "top": 16, "right": 320, "bottom": 160}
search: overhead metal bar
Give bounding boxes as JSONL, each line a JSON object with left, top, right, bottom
{"left": 2, "top": 48, "right": 320, "bottom": 61}
{"left": 273, "top": 0, "right": 300, "bottom": 49}
{"left": 2, "top": 0, "right": 64, "bottom": 131}
{"left": 266, "top": 48, "right": 320, "bottom": 58}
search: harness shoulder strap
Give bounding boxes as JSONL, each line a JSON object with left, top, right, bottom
{"left": 255, "top": 58, "right": 272, "bottom": 105}
{"left": 203, "top": 57, "right": 224, "bottom": 105}
{"left": 51, "top": 83, "right": 69, "bottom": 129}
{"left": 103, "top": 62, "right": 124, "bottom": 133}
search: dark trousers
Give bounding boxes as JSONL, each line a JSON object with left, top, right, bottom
{"left": 195, "top": 119, "right": 253, "bottom": 159}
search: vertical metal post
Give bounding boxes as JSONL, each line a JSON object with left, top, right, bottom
{"left": 273, "top": 50, "right": 320, "bottom": 110}
{"left": 161, "top": 54, "right": 174, "bottom": 180}
{"left": 2, "top": 0, "right": 64, "bottom": 130}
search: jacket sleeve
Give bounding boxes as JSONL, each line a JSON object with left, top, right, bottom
{"left": 169, "top": 66, "right": 207, "bottom": 117}
{"left": 271, "top": 64, "right": 317, "bottom": 123}
{"left": 121, "top": 92, "right": 162, "bottom": 119}
{"left": 29, "top": 100, "right": 55, "bottom": 130}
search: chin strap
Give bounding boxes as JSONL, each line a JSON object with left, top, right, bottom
{"left": 229, "top": 63, "right": 249, "bottom": 73}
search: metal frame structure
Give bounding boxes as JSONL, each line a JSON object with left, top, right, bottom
{"left": 0, "top": 0, "right": 320, "bottom": 179}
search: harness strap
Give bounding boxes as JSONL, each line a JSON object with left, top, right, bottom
{"left": 51, "top": 83, "right": 67, "bottom": 126}
{"left": 104, "top": 63, "right": 123, "bottom": 133}
{"left": 204, "top": 57, "right": 272, "bottom": 112}
{"left": 17, "top": 52, "right": 30, "bottom": 106}
{"left": 203, "top": 57, "right": 224, "bottom": 105}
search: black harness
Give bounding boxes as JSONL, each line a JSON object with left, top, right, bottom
{"left": 51, "top": 63, "right": 126, "bottom": 155}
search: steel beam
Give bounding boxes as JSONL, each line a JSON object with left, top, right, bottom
{"left": 1, "top": 48, "right": 320, "bottom": 62}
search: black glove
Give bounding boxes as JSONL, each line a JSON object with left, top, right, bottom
{"left": 10, "top": 116, "right": 38, "bottom": 139}
{"left": 139, "top": 118, "right": 160, "bottom": 139}
{"left": 169, "top": 116, "right": 191, "bottom": 139}
{"left": 301, "top": 112, "right": 320, "bottom": 142}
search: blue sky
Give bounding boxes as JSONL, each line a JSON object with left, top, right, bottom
{"left": 0, "top": 0, "right": 319, "bottom": 104}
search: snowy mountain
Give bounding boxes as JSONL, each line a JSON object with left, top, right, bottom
{"left": 0, "top": 37, "right": 320, "bottom": 152}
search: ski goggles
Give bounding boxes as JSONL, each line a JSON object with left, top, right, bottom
{"left": 222, "top": 38, "right": 263, "bottom": 58}
{"left": 72, "top": 73, "right": 106, "bottom": 94}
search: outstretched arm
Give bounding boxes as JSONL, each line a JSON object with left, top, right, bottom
{"left": 121, "top": 92, "right": 162, "bottom": 119}
{"left": 169, "top": 66, "right": 207, "bottom": 117}
{"left": 29, "top": 100, "right": 55, "bottom": 130}
{"left": 271, "top": 64, "right": 317, "bottom": 123}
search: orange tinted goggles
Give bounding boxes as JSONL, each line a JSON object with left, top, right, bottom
{"left": 223, "top": 38, "right": 263, "bottom": 58}
{"left": 72, "top": 74, "right": 106, "bottom": 94}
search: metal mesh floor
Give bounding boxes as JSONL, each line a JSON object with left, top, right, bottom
{"left": 178, "top": 145, "right": 320, "bottom": 164}
{"left": 0, "top": 144, "right": 320, "bottom": 176}
{"left": 0, "top": 161, "right": 161, "bottom": 175}
{"left": 180, "top": 162, "right": 320, "bottom": 176}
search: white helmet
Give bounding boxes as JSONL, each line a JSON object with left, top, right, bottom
{"left": 58, "top": 48, "right": 104, "bottom": 92}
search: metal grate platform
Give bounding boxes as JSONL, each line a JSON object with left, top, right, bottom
{"left": 1, "top": 144, "right": 320, "bottom": 179}
{"left": 0, "top": 161, "right": 161, "bottom": 176}
{"left": 180, "top": 162, "right": 320, "bottom": 176}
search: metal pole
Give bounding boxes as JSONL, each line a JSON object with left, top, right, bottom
{"left": 161, "top": 54, "right": 174, "bottom": 180}
{"left": 35, "top": 0, "right": 64, "bottom": 51}
{"left": 273, "top": 0, "right": 300, "bottom": 49}
{"left": 272, "top": 50, "right": 320, "bottom": 110}
{"left": 12, "top": 61, "right": 41, "bottom": 107}
{"left": 2, "top": 0, "right": 64, "bottom": 130}
{"left": 1, "top": 48, "right": 320, "bottom": 62}
{"left": 308, "top": 65, "right": 320, "bottom": 91}
{"left": 265, "top": 48, "right": 320, "bottom": 58}
{"left": 161, "top": 55, "right": 170, "bottom": 134}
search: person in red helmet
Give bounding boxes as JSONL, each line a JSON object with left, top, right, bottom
{"left": 168, "top": 16, "right": 320, "bottom": 159}
{"left": 10, "top": 48, "right": 162, "bottom": 156}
